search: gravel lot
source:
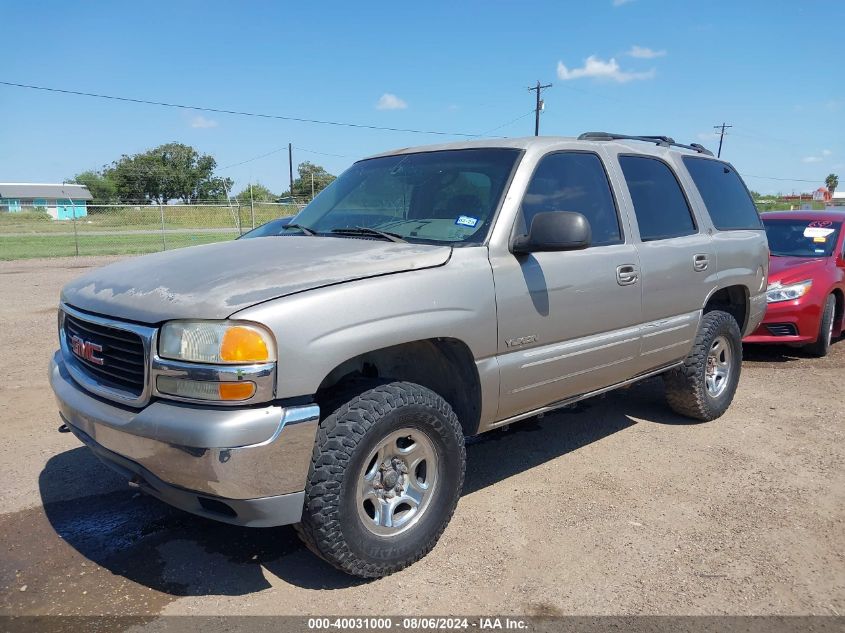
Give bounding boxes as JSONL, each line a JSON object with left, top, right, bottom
{"left": 1, "top": 256, "right": 843, "bottom": 619}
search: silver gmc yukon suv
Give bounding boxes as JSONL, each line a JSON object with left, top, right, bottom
{"left": 50, "top": 133, "right": 769, "bottom": 577}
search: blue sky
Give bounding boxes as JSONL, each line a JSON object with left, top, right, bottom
{"left": 2, "top": 0, "right": 843, "bottom": 195}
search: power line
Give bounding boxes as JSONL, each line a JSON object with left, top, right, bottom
{"left": 0, "top": 80, "right": 479, "bottom": 137}
{"left": 739, "top": 173, "right": 822, "bottom": 183}
{"left": 474, "top": 111, "right": 536, "bottom": 138}
{"left": 219, "top": 146, "right": 289, "bottom": 170}
{"left": 294, "top": 146, "right": 350, "bottom": 158}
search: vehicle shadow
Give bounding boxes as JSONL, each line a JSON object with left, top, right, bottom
{"left": 742, "top": 343, "right": 816, "bottom": 363}
{"left": 38, "top": 379, "right": 692, "bottom": 595}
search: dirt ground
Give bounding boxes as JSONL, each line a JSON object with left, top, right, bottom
{"left": 0, "top": 256, "right": 843, "bottom": 618}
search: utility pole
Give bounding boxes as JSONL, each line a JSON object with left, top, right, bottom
{"left": 249, "top": 182, "right": 255, "bottom": 229}
{"left": 713, "top": 122, "right": 732, "bottom": 158}
{"left": 288, "top": 143, "right": 294, "bottom": 200}
{"left": 528, "top": 81, "right": 552, "bottom": 136}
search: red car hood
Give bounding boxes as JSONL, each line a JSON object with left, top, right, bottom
{"left": 768, "top": 256, "right": 828, "bottom": 285}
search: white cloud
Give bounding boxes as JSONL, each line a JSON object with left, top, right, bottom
{"left": 696, "top": 132, "right": 720, "bottom": 141}
{"left": 613, "top": 0, "right": 635, "bottom": 5}
{"left": 190, "top": 115, "right": 218, "bottom": 129}
{"left": 627, "top": 45, "right": 667, "bottom": 59}
{"left": 557, "top": 55, "right": 655, "bottom": 82}
{"left": 376, "top": 93, "right": 408, "bottom": 110}
{"left": 822, "top": 149, "right": 832, "bottom": 156}
{"left": 802, "top": 156, "right": 823, "bottom": 163}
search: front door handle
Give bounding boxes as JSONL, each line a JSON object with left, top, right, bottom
{"left": 617, "top": 264, "right": 639, "bottom": 286}
{"left": 693, "top": 254, "right": 709, "bottom": 272}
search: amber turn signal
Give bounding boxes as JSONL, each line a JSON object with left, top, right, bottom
{"left": 218, "top": 381, "right": 257, "bottom": 401}
{"left": 220, "top": 326, "right": 270, "bottom": 363}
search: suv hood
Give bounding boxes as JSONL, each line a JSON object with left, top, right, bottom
{"left": 768, "top": 255, "right": 829, "bottom": 285}
{"left": 61, "top": 236, "right": 452, "bottom": 323}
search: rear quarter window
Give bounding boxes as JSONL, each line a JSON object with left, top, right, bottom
{"left": 618, "top": 155, "right": 696, "bottom": 241}
{"left": 683, "top": 157, "right": 762, "bottom": 230}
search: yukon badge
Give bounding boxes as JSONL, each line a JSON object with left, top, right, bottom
{"left": 70, "top": 335, "right": 104, "bottom": 365}
{"left": 506, "top": 335, "right": 537, "bottom": 348}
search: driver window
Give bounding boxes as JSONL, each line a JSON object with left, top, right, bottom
{"left": 519, "top": 152, "right": 622, "bottom": 246}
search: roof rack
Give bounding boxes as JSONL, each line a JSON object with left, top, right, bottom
{"left": 577, "top": 132, "right": 714, "bottom": 156}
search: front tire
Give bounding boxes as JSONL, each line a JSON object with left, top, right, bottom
{"left": 805, "top": 295, "right": 836, "bottom": 358}
{"left": 296, "top": 381, "right": 465, "bottom": 578}
{"left": 664, "top": 310, "right": 743, "bottom": 421}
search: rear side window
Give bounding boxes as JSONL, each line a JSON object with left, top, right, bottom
{"left": 683, "top": 157, "right": 762, "bottom": 230}
{"left": 619, "top": 155, "right": 696, "bottom": 241}
{"left": 520, "top": 152, "right": 622, "bottom": 246}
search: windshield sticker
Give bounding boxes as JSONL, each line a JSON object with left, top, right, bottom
{"left": 804, "top": 226, "right": 836, "bottom": 238}
{"left": 808, "top": 220, "right": 833, "bottom": 228}
{"left": 455, "top": 215, "right": 479, "bottom": 228}
{"left": 813, "top": 236, "right": 827, "bottom": 243}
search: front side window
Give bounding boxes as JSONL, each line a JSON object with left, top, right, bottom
{"left": 763, "top": 219, "right": 842, "bottom": 258}
{"left": 619, "top": 155, "right": 696, "bottom": 241}
{"left": 290, "top": 148, "right": 521, "bottom": 245}
{"left": 683, "top": 157, "right": 762, "bottom": 230}
{"left": 518, "top": 152, "right": 622, "bottom": 246}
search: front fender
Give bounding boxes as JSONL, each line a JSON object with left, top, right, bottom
{"left": 232, "top": 247, "right": 498, "bottom": 401}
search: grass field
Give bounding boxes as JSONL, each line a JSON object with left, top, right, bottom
{"left": 0, "top": 203, "right": 301, "bottom": 259}
{"left": 0, "top": 231, "right": 239, "bottom": 260}
{"left": 0, "top": 204, "right": 299, "bottom": 234}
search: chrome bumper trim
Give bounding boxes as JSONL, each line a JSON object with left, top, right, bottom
{"left": 67, "top": 421, "right": 306, "bottom": 527}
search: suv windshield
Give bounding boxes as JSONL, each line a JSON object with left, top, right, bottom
{"left": 763, "top": 218, "right": 842, "bottom": 258}
{"left": 289, "top": 148, "right": 521, "bottom": 245}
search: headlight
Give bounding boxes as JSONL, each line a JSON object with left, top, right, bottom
{"left": 159, "top": 321, "right": 276, "bottom": 364}
{"left": 766, "top": 280, "right": 812, "bottom": 303}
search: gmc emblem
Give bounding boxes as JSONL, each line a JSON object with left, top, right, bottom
{"left": 70, "top": 335, "right": 104, "bottom": 366}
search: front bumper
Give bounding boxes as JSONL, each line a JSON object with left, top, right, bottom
{"left": 743, "top": 297, "right": 822, "bottom": 345}
{"left": 50, "top": 351, "right": 319, "bottom": 527}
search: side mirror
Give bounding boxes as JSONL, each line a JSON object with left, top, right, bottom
{"left": 512, "top": 211, "right": 591, "bottom": 254}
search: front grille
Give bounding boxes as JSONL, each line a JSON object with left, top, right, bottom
{"left": 63, "top": 311, "right": 146, "bottom": 396}
{"left": 766, "top": 323, "right": 798, "bottom": 337}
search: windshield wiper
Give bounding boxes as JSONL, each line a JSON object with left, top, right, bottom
{"left": 330, "top": 226, "right": 407, "bottom": 243}
{"left": 282, "top": 223, "right": 317, "bottom": 236}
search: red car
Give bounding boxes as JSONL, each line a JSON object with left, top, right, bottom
{"left": 745, "top": 210, "right": 845, "bottom": 356}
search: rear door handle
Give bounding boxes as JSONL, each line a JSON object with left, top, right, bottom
{"left": 617, "top": 264, "right": 639, "bottom": 286}
{"left": 693, "top": 254, "right": 709, "bottom": 272}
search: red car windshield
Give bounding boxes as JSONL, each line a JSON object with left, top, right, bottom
{"left": 763, "top": 219, "right": 842, "bottom": 258}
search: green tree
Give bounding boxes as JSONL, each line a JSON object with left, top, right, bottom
{"left": 107, "top": 152, "right": 166, "bottom": 203}
{"left": 70, "top": 170, "right": 118, "bottom": 203}
{"left": 104, "top": 143, "right": 232, "bottom": 203}
{"left": 290, "top": 161, "right": 336, "bottom": 201}
{"left": 195, "top": 175, "right": 235, "bottom": 202}
{"left": 826, "top": 173, "right": 839, "bottom": 197}
{"left": 235, "top": 182, "right": 277, "bottom": 203}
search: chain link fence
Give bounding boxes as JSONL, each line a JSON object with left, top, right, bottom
{"left": 0, "top": 201, "right": 306, "bottom": 260}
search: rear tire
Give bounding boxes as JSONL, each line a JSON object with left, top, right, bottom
{"left": 296, "top": 381, "right": 465, "bottom": 578}
{"left": 805, "top": 295, "right": 836, "bottom": 358}
{"left": 664, "top": 310, "right": 742, "bottom": 421}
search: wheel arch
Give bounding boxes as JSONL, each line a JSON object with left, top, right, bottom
{"left": 702, "top": 284, "right": 750, "bottom": 335}
{"left": 314, "top": 337, "right": 483, "bottom": 436}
